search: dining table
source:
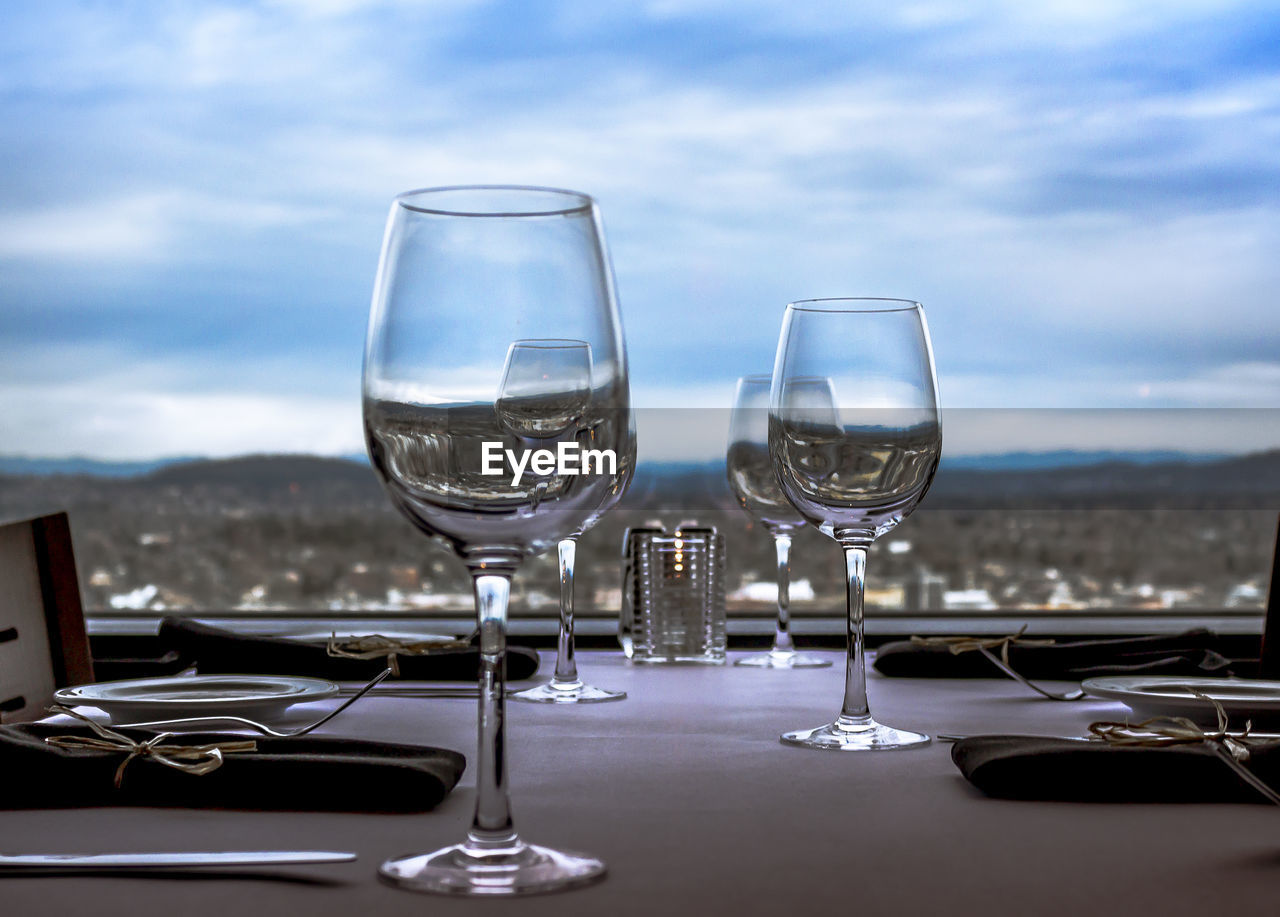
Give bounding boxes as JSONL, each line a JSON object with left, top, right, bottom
{"left": 3, "top": 649, "right": 1278, "bottom": 916}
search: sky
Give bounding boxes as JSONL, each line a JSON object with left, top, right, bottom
{"left": 1, "top": 0, "right": 1278, "bottom": 461}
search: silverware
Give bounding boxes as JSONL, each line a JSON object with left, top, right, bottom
{"left": 975, "top": 646, "right": 1086, "bottom": 701}
{"left": 105, "top": 668, "right": 393, "bottom": 737}
{"left": 339, "top": 686, "right": 479, "bottom": 698}
{"left": 936, "top": 733, "right": 1092, "bottom": 743}
{"left": 938, "top": 731, "right": 1280, "bottom": 743}
{"left": 0, "top": 851, "right": 357, "bottom": 869}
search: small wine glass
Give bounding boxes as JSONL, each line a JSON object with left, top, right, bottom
{"left": 769, "top": 298, "right": 942, "bottom": 750}
{"left": 364, "top": 186, "right": 633, "bottom": 893}
{"left": 503, "top": 340, "right": 626, "bottom": 705}
{"left": 726, "top": 375, "right": 834, "bottom": 669}
{"left": 496, "top": 340, "right": 591, "bottom": 439}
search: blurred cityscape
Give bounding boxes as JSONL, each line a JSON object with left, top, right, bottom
{"left": 0, "top": 453, "right": 1274, "bottom": 617}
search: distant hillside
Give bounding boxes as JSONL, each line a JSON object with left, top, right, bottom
{"left": 925, "top": 449, "right": 1280, "bottom": 508}
{"left": 0, "top": 456, "right": 197, "bottom": 477}
{"left": 0, "top": 449, "right": 1248, "bottom": 476}
{"left": 0, "top": 453, "right": 371, "bottom": 481}
{"left": 0, "top": 449, "right": 1250, "bottom": 478}
{"left": 941, "top": 450, "right": 1231, "bottom": 471}
{"left": 623, "top": 450, "right": 1280, "bottom": 510}
{"left": 623, "top": 460, "right": 735, "bottom": 511}
{"left": 0, "top": 450, "right": 1276, "bottom": 509}
{"left": 142, "top": 454, "right": 376, "bottom": 489}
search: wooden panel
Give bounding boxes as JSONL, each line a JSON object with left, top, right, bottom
{"left": 1261, "top": 514, "right": 1280, "bottom": 678}
{"left": 31, "top": 512, "right": 93, "bottom": 686}
{"left": 0, "top": 512, "right": 92, "bottom": 722}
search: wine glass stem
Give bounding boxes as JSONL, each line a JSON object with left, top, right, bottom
{"left": 466, "top": 572, "right": 519, "bottom": 851}
{"left": 771, "top": 532, "right": 796, "bottom": 654}
{"left": 552, "top": 537, "right": 580, "bottom": 686}
{"left": 839, "top": 544, "right": 871, "bottom": 722}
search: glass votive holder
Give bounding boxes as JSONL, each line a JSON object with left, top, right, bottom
{"left": 620, "top": 522, "right": 726, "bottom": 664}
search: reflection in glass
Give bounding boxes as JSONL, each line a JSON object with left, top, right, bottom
{"left": 496, "top": 340, "right": 592, "bottom": 439}
{"left": 726, "top": 375, "right": 834, "bottom": 669}
{"left": 505, "top": 340, "right": 627, "bottom": 704}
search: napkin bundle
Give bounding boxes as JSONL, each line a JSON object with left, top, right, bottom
{"left": 952, "top": 734, "right": 1280, "bottom": 804}
{"left": 0, "top": 722, "right": 464, "bottom": 812}
{"left": 158, "top": 617, "right": 541, "bottom": 682}
{"left": 874, "top": 628, "right": 1234, "bottom": 679}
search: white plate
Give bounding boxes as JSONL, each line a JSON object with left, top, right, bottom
{"left": 54, "top": 675, "right": 340, "bottom": 721}
{"left": 269, "top": 627, "right": 462, "bottom": 645}
{"left": 1082, "top": 676, "right": 1280, "bottom": 725}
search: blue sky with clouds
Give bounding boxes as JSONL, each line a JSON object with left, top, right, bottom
{"left": 1, "top": 0, "right": 1278, "bottom": 459}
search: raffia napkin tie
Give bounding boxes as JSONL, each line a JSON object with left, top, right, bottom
{"left": 909, "top": 626, "right": 1083, "bottom": 701}
{"left": 1088, "top": 691, "right": 1280, "bottom": 805}
{"left": 326, "top": 633, "right": 470, "bottom": 677}
{"left": 44, "top": 704, "right": 257, "bottom": 789}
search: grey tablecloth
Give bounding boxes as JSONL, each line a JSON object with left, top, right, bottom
{"left": 3, "top": 651, "right": 1278, "bottom": 916}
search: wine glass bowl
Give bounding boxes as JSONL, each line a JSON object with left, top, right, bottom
{"left": 769, "top": 298, "right": 941, "bottom": 750}
{"left": 726, "top": 375, "right": 834, "bottom": 669}
{"left": 364, "top": 185, "right": 630, "bottom": 893}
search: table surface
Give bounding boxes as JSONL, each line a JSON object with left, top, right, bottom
{"left": 4, "top": 651, "right": 1279, "bottom": 916}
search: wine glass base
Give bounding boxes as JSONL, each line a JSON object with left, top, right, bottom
{"left": 510, "top": 681, "right": 626, "bottom": 704}
{"left": 735, "top": 650, "right": 832, "bottom": 669}
{"left": 380, "top": 841, "right": 606, "bottom": 896}
{"left": 780, "top": 718, "right": 930, "bottom": 751}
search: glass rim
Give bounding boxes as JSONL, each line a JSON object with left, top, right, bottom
{"left": 394, "top": 184, "right": 595, "bottom": 217}
{"left": 739, "top": 373, "right": 830, "bottom": 384}
{"left": 787, "top": 297, "right": 921, "bottom": 313}
{"left": 509, "top": 338, "right": 592, "bottom": 350}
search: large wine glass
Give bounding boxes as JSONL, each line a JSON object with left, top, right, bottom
{"left": 505, "top": 340, "right": 627, "bottom": 704}
{"left": 363, "top": 186, "right": 633, "bottom": 893}
{"left": 769, "top": 298, "right": 941, "bottom": 750}
{"left": 726, "top": 375, "right": 834, "bottom": 669}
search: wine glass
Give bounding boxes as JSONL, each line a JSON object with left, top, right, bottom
{"left": 769, "top": 298, "right": 941, "bottom": 750}
{"left": 504, "top": 340, "right": 627, "bottom": 704}
{"left": 726, "top": 375, "right": 834, "bottom": 669}
{"left": 496, "top": 340, "right": 592, "bottom": 437}
{"left": 363, "top": 186, "right": 633, "bottom": 893}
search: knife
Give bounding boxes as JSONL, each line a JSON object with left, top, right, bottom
{"left": 0, "top": 851, "right": 357, "bottom": 869}
{"left": 939, "top": 731, "right": 1280, "bottom": 743}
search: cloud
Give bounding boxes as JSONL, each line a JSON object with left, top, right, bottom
{"left": 1142, "top": 361, "right": 1280, "bottom": 406}
{"left": 945, "top": 360, "right": 1280, "bottom": 408}
{"left": 0, "top": 195, "right": 173, "bottom": 261}
{"left": 0, "top": 372, "right": 363, "bottom": 460}
{"left": 0, "top": 191, "right": 337, "bottom": 261}
{"left": 0, "top": 1, "right": 1278, "bottom": 457}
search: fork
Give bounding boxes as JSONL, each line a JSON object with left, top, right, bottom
{"left": 975, "top": 646, "right": 1086, "bottom": 701}
{"left": 105, "top": 668, "right": 394, "bottom": 738}
{"left": 337, "top": 685, "right": 479, "bottom": 698}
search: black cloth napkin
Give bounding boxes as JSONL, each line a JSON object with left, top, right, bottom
{"left": 874, "top": 628, "right": 1236, "bottom": 679}
{"left": 158, "top": 617, "right": 541, "bottom": 682}
{"left": 952, "top": 734, "right": 1280, "bottom": 803}
{"left": 0, "top": 722, "right": 465, "bottom": 812}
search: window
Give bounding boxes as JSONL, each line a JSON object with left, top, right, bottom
{"left": 1, "top": 5, "right": 1276, "bottom": 628}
